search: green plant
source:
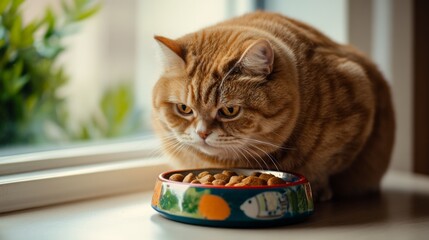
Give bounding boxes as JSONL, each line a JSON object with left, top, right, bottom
{"left": 0, "top": 0, "right": 100, "bottom": 145}
{"left": 70, "top": 82, "right": 143, "bottom": 140}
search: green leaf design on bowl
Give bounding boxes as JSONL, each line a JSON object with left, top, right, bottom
{"left": 182, "top": 188, "right": 210, "bottom": 214}
{"left": 159, "top": 188, "right": 179, "bottom": 212}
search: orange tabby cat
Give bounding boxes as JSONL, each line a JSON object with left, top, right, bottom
{"left": 152, "top": 12, "right": 395, "bottom": 200}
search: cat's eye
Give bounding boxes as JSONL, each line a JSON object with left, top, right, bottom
{"left": 176, "top": 104, "right": 193, "bottom": 116}
{"left": 218, "top": 106, "right": 241, "bottom": 119}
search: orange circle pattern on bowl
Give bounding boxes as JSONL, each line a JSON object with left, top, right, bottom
{"left": 198, "top": 194, "right": 231, "bottom": 220}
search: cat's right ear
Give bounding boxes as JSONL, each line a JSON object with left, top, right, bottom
{"left": 239, "top": 39, "right": 274, "bottom": 76}
{"left": 154, "top": 36, "right": 185, "bottom": 72}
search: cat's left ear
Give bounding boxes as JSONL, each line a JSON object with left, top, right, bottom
{"left": 239, "top": 39, "right": 274, "bottom": 76}
{"left": 154, "top": 36, "right": 185, "bottom": 72}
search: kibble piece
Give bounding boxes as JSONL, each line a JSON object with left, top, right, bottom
{"left": 202, "top": 181, "right": 213, "bottom": 185}
{"left": 212, "top": 179, "right": 227, "bottom": 186}
{"left": 225, "top": 182, "right": 236, "bottom": 187}
{"left": 190, "top": 179, "right": 201, "bottom": 184}
{"left": 214, "top": 173, "right": 229, "bottom": 181}
{"left": 258, "top": 173, "right": 275, "bottom": 181}
{"left": 169, "top": 173, "right": 184, "bottom": 182}
{"left": 197, "top": 171, "right": 210, "bottom": 178}
{"left": 228, "top": 175, "right": 245, "bottom": 184}
{"left": 183, "top": 173, "right": 196, "bottom": 183}
{"left": 199, "top": 174, "right": 215, "bottom": 183}
{"left": 222, "top": 170, "right": 238, "bottom": 178}
{"left": 242, "top": 176, "right": 267, "bottom": 186}
{"left": 234, "top": 182, "right": 248, "bottom": 187}
{"left": 267, "top": 177, "right": 286, "bottom": 185}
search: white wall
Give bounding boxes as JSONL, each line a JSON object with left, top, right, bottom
{"left": 264, "top": 0, "right": 349, "bottom": 43}
{"left": 380, "top": 0, "right": 413, "bottom": 172}
{"left": 349, "top": 0, "right": 414, "bottom": 172}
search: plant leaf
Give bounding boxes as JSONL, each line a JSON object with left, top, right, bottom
{"left": 11, "top": 59, "right": 23, "bottom": 78}
{"left": 43, "top": 7, "right": 56, "bottom": 39}
{"left": 0, "top": 26, "right": 6, "bottom": 41}
{"left": 10, "top": 14, "right": 22, "bottom": 47}
{"left": 12, "top": 75, "right": 29, "bottom": 94}
{"left": 74, "top": 0, "right": 87, "bottom": 9}
{"left": 21, "top": 22, "right": 37, "bottom": 47}
{"left": 74, "top": 4, "right": 101, "bottom": 21}
{"left": 9, "top": 0, "right": 23, "bottom": 14}
{"left": 24, "top": 94, "right": 38, "bottom": 119}
{"left": 61, "top": 0, "right": 71, "bottom": 14}
{"left": 0, "top": 0, "right": 10, "bottom": 14}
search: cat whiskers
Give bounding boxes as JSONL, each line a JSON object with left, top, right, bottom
{"left": 226, "top": 146, "right": 251, "bottom": 168}
{"left": 154, "top": 133, "right": 187, "bottom": 161}
{"left": 166, "top": 139, "right": 188, "bottom": 161}
{"left": 144, "top": 133, "right": 176, "bottom": 160}
{"left": 230, "top": 145, "right": 260, "bottom": 169}
{"left": 216, "top": 138, "right": 271, "bottom": 170}
{"left": 238, "top": 137, "right": 290, "bottom": 171}
{"left": 264, "top": 132, "right": 298, "bottom": 151}
{"left": 229, "top": 137, "right": 281, "bottom": 171}
{"left": 238, "top": 145, "right": 267, "bottom": 170}
{"left": 239, "top": 137, "right": 294, "bottom": 151}
{"left": 245, "top": 142, "right": 281, "bottom": 171}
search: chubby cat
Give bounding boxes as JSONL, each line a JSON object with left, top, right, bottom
{"left": 151, "top": 12, "right": 395, "bottom": 200}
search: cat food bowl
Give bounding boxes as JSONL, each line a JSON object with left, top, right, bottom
{"left": 151, "top": 168, "right": 314, "bottom": 227}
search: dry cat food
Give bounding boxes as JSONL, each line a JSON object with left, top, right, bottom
{"left": 168, "top": 170, "right": 287, "bottom": 186}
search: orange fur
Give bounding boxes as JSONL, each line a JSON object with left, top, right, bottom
{"left": 152, "top": 12, "right": 395, "bottom": 200}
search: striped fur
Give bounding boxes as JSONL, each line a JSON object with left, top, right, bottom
{"left": 152, "top": 12, "right": 395, "bottom": 200}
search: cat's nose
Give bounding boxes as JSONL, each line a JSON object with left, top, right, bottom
{"left": 197, "top": 130, "right": 211, "bottom": 140}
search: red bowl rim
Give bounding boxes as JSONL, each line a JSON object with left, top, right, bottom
{"left": 158, "top": 168, "right": 309, "bottom": 189}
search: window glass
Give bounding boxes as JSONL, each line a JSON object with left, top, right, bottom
{"left": 0, "top": 0, "right": 249, "bottom": 153}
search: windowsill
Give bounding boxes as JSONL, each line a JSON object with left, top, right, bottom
{"left": 1, "top": 170, "right": 428, "bottom": 240}
{"left": 0, "top": 158, "right": 170, "bottom": 213}
{"left": 0, "top": 138, "right": 167, "bottom": 213}
{"left": 0, "top": 137, "right": 161, "bottom": 175}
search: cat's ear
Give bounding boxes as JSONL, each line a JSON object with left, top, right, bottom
{"left": 154, "top": 36, "right": 185, "bottom": 72}
{"left": 239, "top": 39, "right": 274, "bottom": 76}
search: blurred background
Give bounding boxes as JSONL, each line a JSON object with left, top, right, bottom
{"left": 1, "top": 0, "right": 421, "bottom": 174}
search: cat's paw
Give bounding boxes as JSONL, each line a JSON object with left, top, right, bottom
{"left": 310, "top": 182, "right": 333, "bottom": 202}
{"left": 313, "top": 186, "right": 333, "bottom": 202}
{"left": 301, "top": 175, "right": 333, "bottom": 201}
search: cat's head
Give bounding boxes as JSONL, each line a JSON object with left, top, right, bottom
{"left": 152, "top": 31, "right": 299, "bottom": 167}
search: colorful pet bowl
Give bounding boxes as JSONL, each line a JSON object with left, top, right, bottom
{"left": 151, "top": 168, "right": 314, "bottom": 227}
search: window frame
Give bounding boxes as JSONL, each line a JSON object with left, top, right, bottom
{"left": 0, "top": 138, "right": 169, "bottom": 213}
{"left": 0, "top": 137, "right": 161, "bottom": 176}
